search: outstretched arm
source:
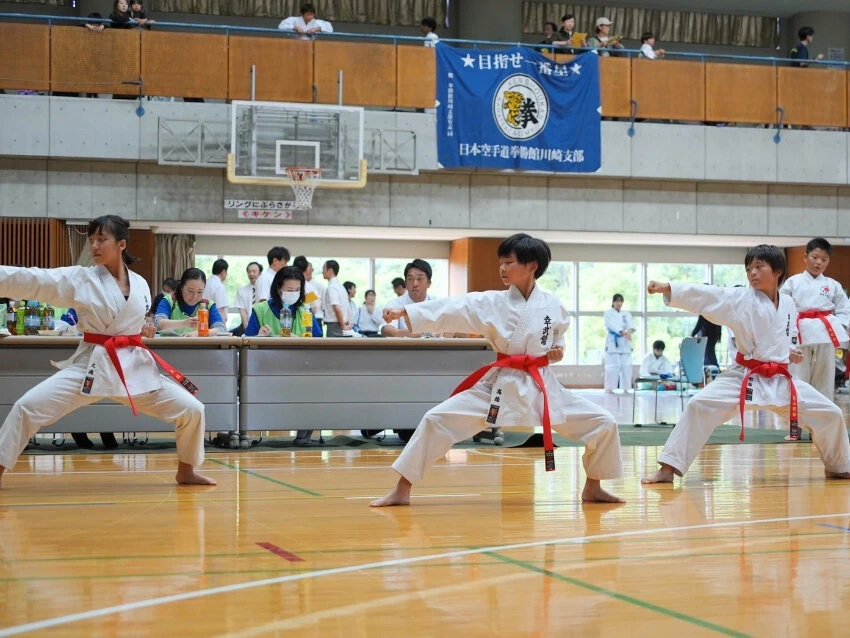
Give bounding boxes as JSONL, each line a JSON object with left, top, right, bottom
{"left": 0, "top": 266, "right": 80, "bottom": 309}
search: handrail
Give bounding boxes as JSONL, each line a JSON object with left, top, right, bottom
{"left": 2, "top": 11, "right": 849, "bottom": 68}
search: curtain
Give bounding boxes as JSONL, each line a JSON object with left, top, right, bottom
{"left": 522, "top": 2, "right": 778, "bottom": 48}
{"left": 155, "top": 233, "right": 195, "bottom": 287}
{"left": 3, "top": 0, "right": 69, "bottom": 5}
{"left": 149, "top": 0, "right": 446, "bottom": 24}
{"left": 67, "top": 224, "right": 95, "bottom": 267}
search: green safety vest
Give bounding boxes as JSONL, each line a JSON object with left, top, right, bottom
{"left": 253, "top": 301, "right": 313, "bottom": 336}
{"left": 163, "top": 296, "right": 213, "bottom": 335}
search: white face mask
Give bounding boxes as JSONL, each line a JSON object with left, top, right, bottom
{"left": 281, "top": 291, "right": 300, "bottom": 306}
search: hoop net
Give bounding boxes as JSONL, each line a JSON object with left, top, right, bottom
{"left": 286, "top": 167, "right": 322, "bottom": 209}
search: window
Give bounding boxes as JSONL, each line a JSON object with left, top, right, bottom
{"left": 712, "top": 264, "right": 747, "bottom": 288}
{"left": 578, "top": 262, "right": 640, "bottom": 312}
{"left": 646, "top": 264, "right": 707, "bottom": 312}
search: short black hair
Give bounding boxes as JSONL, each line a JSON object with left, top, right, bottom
{"left": 806, "top": 237, "right": 832, "bottom": 255}
{"left": 271, "top": 266, "right": 305, "bottom": 308}
{"left": 324, "top": 259, "right": 339, "bottom": 276}
{"left": 641, "top": 31, "right": 654, "bottom": 43}
{"left": 561, "top": 13, "right": 574, "bottom": 22}
{"left": 404, "top": 259, "right": 432, "bottom": 282}
{"left": 365, "top": 289, "right": 376, "bottom": 297}
{"left": 343, "top": 281, "right": 356, "bottom": 293}
{"left": 744, "top": 244, "right": 786, "bottom": 284}
{"left": 798, "top": 26, "right": 815, "bottom": 40}
{"left": 652, "top": 340, "right": 666, "bottom": 351}
{"left": 212, "top": 258, "right": 228, "bottom": 275}
{"left": 246, "top": 261, "right": 263, "bottom": 273}
{"left": 421, "top": 16, "right": 437, "bottom": 31}
{"left": 300, "top": 3, "right": 315, "bottom": 14}
{"left": 267, "top": 246, "right": 290, "bottom": 266}
{"left": 162, "top": 277, "right": 178, "bottom": 291}
{"left": 293, "top": 255, "right": 309, "bottom": 272}
{"left": 544, "top": 21, "right": 557, "bottom": 30}
{"left": 612, "top": 293, "right": 624, "bottom": 303}
{"left": 392, "top": 277, "right": 406, "bottom": 289}
{"left": 497, "top": 233, "right": 551, "bottom": 279}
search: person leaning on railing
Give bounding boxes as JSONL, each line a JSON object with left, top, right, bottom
{"left": 277, "top": 2, "right": 333, "bottom": 40}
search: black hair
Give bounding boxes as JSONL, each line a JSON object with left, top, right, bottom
{"left": 798, "top": 26, "right": 815, "bottom": 41}
{"left": 497, "top": 233, "right": 551, "bottom": 279}
{"left": 544, "top": 21, "right": 558, "bottom": 30}
{"left": 365, "top": 289, "right": 376, "bottom": 298}
{"left": 641, "top": 31, "right": 654, "bottom": 43}
{"left": 267, "top": 246, "right": 290, "bottom": 266}
{"left": 212, "top": 258, "right": 229, "bottom": 275}
{"left": 174, "top": 267, "right": 206, "bottom": 306}
{"left": 112, "top": 0, "right": 127, "bottom": 12}
{"left": 87, "top": 11, "right": 103, "bottom": 18}
{"left": 744, "top": 244, "right": 786, "bottom": 284}
{"left": 343, "top": 281, "right": 356, "bottom": 294}
{"left": 404, "top": 258, "right": 433, "bottom": 282}
{"left": 300, "top": 2, "right": 315, "bottom": 14}
{"left": 162, "top": 277, "right": 178, "bottom": 291}
{"left": 560, "top": 13, "right": 575, "bottom": 22}
{"left": 293, "top": 255, "right": 309, "bottom": 272}
{"left": 324, "top": 259, "right": 340, "bottom": 276}
{"left": 246, "top": 261, "right": 263, "bottom": 273}
{"left": 271, "top": 266, "right": 305, "bottom": 308}
{"left": 612, "top": 293, "right": 624, "bottom": 303}
{"left": 392, "top": 277, "right": 406, "bottom": 289}
{"left": 806, "top": 237, "right": 832, "bottom": 255}
{"left": 652, "top": 340, "right": 666, "bottom": 351}
{"left": 421, "top": 16, "right": 437, "bottom": 31}
{"left": 87, "top": 215, "right": 138, "bottom": 266}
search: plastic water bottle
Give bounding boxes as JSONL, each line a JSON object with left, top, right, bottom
{"left": 280, "top": 306, "right": 292, "bottom": 337}
{"left": 197, "top": 302, "right": 209, "bottom": 337}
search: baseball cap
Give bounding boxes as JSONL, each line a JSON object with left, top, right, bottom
{"left": 596, "top": 17, "right": 613, "bottom": 27}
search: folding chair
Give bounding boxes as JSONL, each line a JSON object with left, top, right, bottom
{"left": 679, "top": 336, "right": 708, "bottom": 401}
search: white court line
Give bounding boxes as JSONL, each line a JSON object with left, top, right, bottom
{"left": 1, "top": 510, "right": 849, "bottom": 636}
{"left": 344, "top": 493, "right": 482, "bottom": 500}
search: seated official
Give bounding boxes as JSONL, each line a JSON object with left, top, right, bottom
{"left": 354, "top": 289, "right": 382, "bottom": 337}
{"left": 637, "top": 340, "right": 675, "bottom": 390}
{"left": 245, "top": 266, "right": 321, "bottom": 337}
{"left": 154, "top": 268, "right": 227, "bottom": 335}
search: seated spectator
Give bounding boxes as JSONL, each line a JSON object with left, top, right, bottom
{"left": 552, "top": 13, "right": 585, "bottom": 53}
{"left": 586, "top": 17, "right": 623, "bottom": 56}
{"left": 379, "top": 259, "right": 435, "bottom": 337}
{"left": 278, "top": 3, "right": 333, "bottom": 40}
{"left": 421, "top": 16, "right": 439, "bottom": 47}
{"left": 640, "top": 340, "right": 674, "bottom": 377}
{"left": 392, "top": 277, "right": 406, "bottom": 297}
{"left": 129, "top": 0, "right": 154, "bottom": 29}
{"left": 153, "top": 268, "right": 227, "bottom": 335}
{"left": 354, "top": 289, "right": 382, "bottom": 337}
{"left": 343, "top": 281, "right": 358, "bottom": 324}
{"left": 791, "top": 27, "right": 824, "bottom": 67}
{"left": 110, "top": 0, "right": 135, "bottom": 29}
{"left": 244, "top": 266, "right": 321, "bottom": 337}
{"left": 148, "top": 277, "right": 179, "bottom": 320}
{"left": 639, "top": 32, "right": 666, "bottom": 59}
{"left": 83, "top": 12, "right": 106, "bottom": 33}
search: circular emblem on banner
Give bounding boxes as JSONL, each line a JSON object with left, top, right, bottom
{"left": 493, "top": 74, "right": 549, "bottom": 140}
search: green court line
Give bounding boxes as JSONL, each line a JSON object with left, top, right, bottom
{"left": 207, "top": 458, "right": 322, "bottom": 496}
{"left": 485, "top": 551, "right": 751, "bottom": 637}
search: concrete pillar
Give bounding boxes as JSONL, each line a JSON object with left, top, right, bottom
{"left": 457, "top": 0, "right": 522, "bottom": 43}
{"left": 788, "top": 12, "right": 850, "bottom": 60}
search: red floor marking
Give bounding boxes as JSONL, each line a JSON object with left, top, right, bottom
{"left": 257, "top": 542, "right": 305, "bottom": 562}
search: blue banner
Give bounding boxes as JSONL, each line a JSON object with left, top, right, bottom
{"left": 437, "top": 45, "right": 601, "bottom": 172}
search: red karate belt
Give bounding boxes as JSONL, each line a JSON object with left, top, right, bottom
{"left": 452, "top": 353, "right": 555, "bottom": 471}
{"left": 735, "top": 352, "right": 800, "bottom": 442}
{"left": 796, "top": 309, "right": 841, "bottom": 347}
{"left": 83, "top": 333, "right": 199, "bottom": 416}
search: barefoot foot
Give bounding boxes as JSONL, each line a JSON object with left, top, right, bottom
{"left": 581, "top": 479, "right": 625, "bottom": 503}
{"left": 641, "top": 464, "right": 676, "bottom": 485}
{"left": 176, "top": 463, "right": 217, "bottom": 486}
{"left": 370, "top": 478, "right": 412, "bottom": 507}
{"left": 825, "top": 470, "right": 850, "bottom": 479}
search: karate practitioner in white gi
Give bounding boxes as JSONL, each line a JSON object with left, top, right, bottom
{"left": 642, "top": 244, "right": 850, "bottom": 484}
{"left": 780, "top": 237, "right": 850, "bottom": 401}
{"left": 603, "top": 294, "right": 635, "bottom": 392}
{"left": 0, "top": 215, "right": 215, "bottom": 488}
{"left": 370, "top": 234, "right": 624, "bottom": 506}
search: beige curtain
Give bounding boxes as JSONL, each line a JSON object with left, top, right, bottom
{"left": 150, "top": 0, "right": 445, "bottom": 24}
{"left": 155, "top": 234, "right": 195, "bottom": 287}
{"left": 66, "top": 225, "right": 95, "bottom": 266}
{"left": 522, "top": 3, "right": 778, "bottom": 48}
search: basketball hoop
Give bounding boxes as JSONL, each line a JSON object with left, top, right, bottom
{"left": 286, "top": 167, "right": 322, "bottom": 209}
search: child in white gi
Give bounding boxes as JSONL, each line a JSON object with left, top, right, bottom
{"left": 642, "top": 244, "right": 850, "bottom": 484}
{"left": 370, "top": 234, "right": 624, "bottom": 506}
{"left": 0, "top": 216, "right": 216, "bottom": 488}
{"left": 639, "top": 340, "right": 675, "bottom": 390}
{"left": 603, "top": 294, "right": 635, "bottom": 392}
{"left": 780, "top": 237, "right": 850, "bottom": 401}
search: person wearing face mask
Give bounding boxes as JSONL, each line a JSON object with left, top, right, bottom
{"left": 244, "top": 266, "right": 321, "bottom": 338}
{"left": 154, "top": 268, "right": 227, "bottom": 335}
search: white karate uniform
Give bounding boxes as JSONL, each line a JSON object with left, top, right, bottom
{"left": 0, "top": 265, "right": 206, "bottom": 471}
{"left": 780, "top": 271, "right": 850, "bottom": 399}
{"left": 391, "top": 285, "right": 623, "bottom": 484}
{"left": 277, "top": 15, "right": 333, "bottom": 40}
{"left": 603, "top": 307, "right": 635, "bottom": 391}
{"left": 639, "top": 353, "right": 673, "bottom": 377}
{"left": 655, "top": 283, "right": 850, "bottom": 476}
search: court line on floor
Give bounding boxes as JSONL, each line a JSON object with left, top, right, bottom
{"left": 818, "top": 523, "right": 850, "bottom": 532}
{"left": 2, "top": 510, "right": 849, "bottom": 636}
{"left": 486, "top": 551, "right": 748, "bottom": 637}
{"left": 206, "top": 459, "right": 321, "bottom": 497}
{"left": 344, "top": 494, "right": 481, "bottom": 500}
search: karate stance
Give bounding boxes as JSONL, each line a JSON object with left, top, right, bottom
{"left": 371, "top": 234, "right": 624, "bottom": 506}
{"left": 642, "top": 244, "right": 850, "bottom": 484}
{"left": 0, "top": 215, "right": 215, "bottom": 488}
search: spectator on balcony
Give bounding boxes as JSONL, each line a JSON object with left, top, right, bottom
{"left": 278, "top": 3, "right": 333, "bottom": 40}
{"left": 109, "top": 0, "right": 135, "bottom": 29}
{"left": 539, "top": 21, "right": 558, "bottom": 53}
{"left": 83, "top": 12, "right": 106, "bottom": 33}
{"left": 552, "top": 14, "right": 585, "bottom": 54}
{"left": 392, "top": 277, "right": 406, "bottom": 297}
{"left": 586, "top": 17, "right": 623, "bottom": 57}
{"left": 421, "top": 16, "right": 439, "bottom": 47}
{"left": 129, "top": 0, "right": 155, "bottom": 29}
{"left": 791, "top": 27, "right": 824, "bottom": 68}
{"left": 639, "top": 32, "right": 666, "bottom": 59}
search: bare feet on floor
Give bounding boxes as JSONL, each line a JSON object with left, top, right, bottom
{"left": 825, "top": 470, "right": 850, "bottom": 479}
{"left": 175, "top": 462, "right": 217, "bottom": 486}
{"left": 641, "top": 464, "right": 676, "bottom": 484}
{"left": 370, "top": 477, "right": 412, "bottom": 507}
{"left": 581, "top": 478, "right": 625, "bottom": 503}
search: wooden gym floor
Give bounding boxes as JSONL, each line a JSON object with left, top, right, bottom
{"left": 2, "top": 441, "right": 850, "bottom": 636}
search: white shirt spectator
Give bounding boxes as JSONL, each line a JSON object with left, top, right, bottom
{"left": 379, "top": 291, "right": 434, "bottom": 335}
{"left": 234, "top": 282, "right": 256, "bottom": 326}
{"left": 204, "top": 275, "right": 229, "bottom": 318}
{"left": 349, "top": 299, "right": 358, "bottom": 322}
{"left": 424, "top": 32, "right": 439, "bottom": 47}
{"left": 255, "top": 267, "right": 277, "bottom": 302}
{"left": 322, "top": 277, "right": 350, "bottom": 324}
{"left": 640, "top": 43, "right": 657, "bottom": 59}
{"left": 305, "top": 278, "right": 326, "bottom": 320}
{"left": 354, "top": 305, "right": 382, "bottom": 332}
{"left": 277, "top": 15, "right": 333, "bottom": 40}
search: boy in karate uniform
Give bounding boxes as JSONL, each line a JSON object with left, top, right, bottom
{"left": 370, "top": 234, "right": 624, "bottom": 506}
{"left": 780, "top": 237, "right": 850, "bottom": 401}
{"left": 642, "top": 245, "right": 850, "bottom": 484}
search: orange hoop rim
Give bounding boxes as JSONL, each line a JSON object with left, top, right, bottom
{"left": 286, "top": 166, "right": 323, "bottom": 181}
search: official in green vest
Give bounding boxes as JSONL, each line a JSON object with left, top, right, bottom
{"left": 245, "top": 266, "right": 321, "bottom": 337}
{"left": 153, "top": 268, "right": 227, "bottom": 335}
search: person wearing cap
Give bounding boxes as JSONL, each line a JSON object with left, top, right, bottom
{"left": 586, "top": 17, "right": 623, "bottom": 57}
